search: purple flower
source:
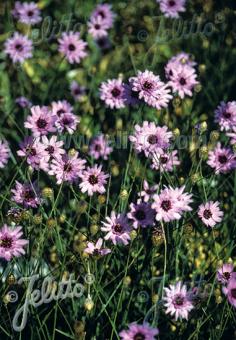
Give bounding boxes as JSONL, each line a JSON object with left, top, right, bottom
{"left": 17, "top": 137, "right": 49, "bottom": 171}
{"left": 169, "top": 64, "right": 199, "bottom": 99}
{"left": 79, "top": 164, "right": 109, "bottom": 196}
{"left": 198, "top": 201, "right": 223, "bottom": 228}
{"left": 90, "top": 4, "right": 115, "bottom": 29}
{"left": 89, "top": 134, "right": 113, "bottom": 160}
{"left": 130, "top": 70, "right": 172, "bottom": 109}
{"left": 15, "top": 96, "right": 32, "bottom": 108}
{"left": 127, "top": 201, "right": 155, "bottom": 229}
{"left": 207, "top": 143, "right": 236, "bottom": 174}
{"left": 129, "top": 121, "right": 173, "bottom": 157}
{"left": 58, "top": 31, "right": 87, "bottom": 64}
{"left": 88, "top": 16, "right": 109, "bottom": 39}
{"left": 217, "top": 264, "right": 234, "bottom": 284}
{"left": 222, "top": 273, "right": 236, "bottom": 308}
{"left": 51, "top": 100, "right": 73, "bottom": 116}
{"left": 70, "top": 81, "right": 86, "bottom": 101}
{"left": 163, "top": 281, "right": 194, "bottom": 320}
{"left": 84, "top": 238, "right": 111, "bottom": 256}
{"left": 123, "top": 82, "right": 141, "bottom": 106}
{"left": 41, "top": 135, "right": 65, "bottom": 160}
{"left": 11, "top": 181, "right": 41, "bottom": 208}
{"left": 151, "top": 149, "right": 180, "bottom": 172}
{"left": 227, "top": 126, "right": 236, "bottom": 145}
{"left": 55, "top": 113, "right": 79, "bottom": 135}
{"left": 165, "top": 52, "right": 197, "bottom": 79}
{"left": 138, "top": 180, "right": 158, "bottom": 203}
{"left": 100, "top": 78, "right": 126, "bottom": 109}
{"left": 49, "top": 152, "right": 86, "bottom": 185}
{"left": 101, "top": 212, "right": 131, "bottom": 245}
{"left": 0, "top": 224, "right": 28, "bottom": 261}
{"left": 24, "top": 106, "right": 56, "bottom": 137}
{"left": 152, "top": 186, "right": 192, "bottom": 222}
{"left": 215, "top": 101, "right": 236, "bottom": 131}
{"left": 119, "top": 322, "right": 159, "bottom": 340}
{"left": 17, "top": 2, "right": 42, "bottom": 25}
{"left": 11, "top": 1, "right": 22, "bottom": 19}
{"left": 157, "top": 0, "right": 186, "bottom": 18}
{"left": 0, "top": 140, "right": 10, "bottom": 168}
{"left": 4, "top": 32, "right": 33, "bottom": 63}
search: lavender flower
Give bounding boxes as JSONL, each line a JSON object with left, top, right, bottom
{"left": 0, "top": 225, "right": 28, "bottom": 261}
{"left": 169, "top": 64, "right": 199, "bottom": 99}
{"left": 4, "top": 32, "right": 33, "bottom": 63}
{"left": 119, "top": 322, "right": 159, "bottom": 340}
{"left": 138, "top": 180, "right": 158, "bottom": 203}
{"left": 79, "top": 164, "right": 109, "bottom": 196}
{"left": 101, "top": 212, "right": 131, "bottom": 245}
{"left": 217, "top": 264, "right": 234, "bottom": 284}
{"left": 89, "top": 134, "right": 113, "bottom": 160}
{"left": 84, "top": 238, "right": 111, "bottom": 256}
{"left": 151, "top": 149, "right": 180, "bottom": 172}
{"left": 58, "top": 31, "right": 87, "bottom": 64}
{"left": 100, "top": 78, "right": 126, "bottom": 109}
{"left": 90, "top": 4, "right": 115, "bottom": 29}
{"left": 215, "top": 101, "right": 236, "bottom": 131}
{"left": 127, "top": 201, "right": 155, "bottom": 228}
{"left": 222, "top": 273, "right": 236, "bottom": 308}
{"left": 198, "top": 201, "right": 223, "bottom": 227}
{"left": 24, "top": 106, "right": 56, "bottom": 137}
{"left": 207, "top": 143, "right": 236, "bottom": 174}
{"left": 0, "top": 140, "right": 10, "bottom": 168}
{"left": 17, "top": 2, "right": 42, "bottom": 25}
{"left": 11, "top": 181, "right": 41, "bottom": 208}
{"left": 157, "top": 0, "right": 186, "bottom": 18}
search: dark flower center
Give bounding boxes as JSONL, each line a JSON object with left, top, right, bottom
{"left": 113, "top": 223, "right": 123, "bottom": 233}
{"left": 68, "top": 44, "right": 76, "bottom": 51}
{"left": 148, "top": 134, "right": 158, "bottom": 145}
{"left": 23, "top": 189, "right": 35, "bottom": 200}
{"left": 0, "top": 236, "right": 13, "bottom": 249}
{"left": 203, "top": 209, "right": 212, "bottom": 219}
{"left": 111, "top": 87, "right": 121, "bottom": 98}
{"left": 161, "top": 200, "right": 171, "bottom": 211}
{"left": 15, "top": 43, "right": 23, "bottom": 51}
{"left": 64, "top": 163, "right": 72, "bottom": 172}
{"left": 231, "top": 288, "right": 236, "bottom": 299}
{"left": 95, "top": 24, "right": 101, "bottom": 29}
{"left": 37, "top": 118, "right": 47, "bottom": 129}
{"left": 160, "top": 156, "right": 168, "bottom": 164}
{"left": 74, "top": 88, "right": 81, "bottom": 95}
{"left": 89, "top": 175, "right": 98, "bottom": 185}
{"left": 45, "top": 146, "right": 54, "bottom": 155}
{"left": 223, "top": 111, "right": 231, "bottom": 119}
{"left": 179, "top": 77, "right": 186, "bottom": 85}
{"left": 174, "top": 295, "right": 184, "bottom": 306}
{"left": 169, "top": 0, "right": 176, "bottom": 7}
{"left": 27, "top": 10, "right": 34, "bottom": 17}
{"left": 135, "top": 209, "right": 146, "bottom": 221}
{"left": 143, "top": 81, "right": 153, "bottom": 90}
{"left": 26, "top": 146, "right": 37, "bottom": 156}
{"left": 218, "top": 155, "right": 227, "bottom": 164}
{"left": 57, "top": 109, "right": 65, "bottom": 116}
{"left": 62, "top": 117, "right": 72, "bottom": 125}
{"left": 134, "top": 333, "right": 145, "bottom": 340}
{"left": 223, "top": 272, "right": 231, "bottom": 280}
{"left": 98, "top": 11, "right": 105, "bottom": 19}
{"left": 93, "top": 249, "right": 100, "bottom": 256}
{"left": 95, "top": 144, "right": 101, "bottom": 151}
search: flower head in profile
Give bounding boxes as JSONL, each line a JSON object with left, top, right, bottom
{"left": 100, "top": 78, "right": 126, "bottom": 109}
{"left": 0, "top": 140, "right": 10, "bottom": 168}
{"left": 17, "top": 2, "right": 42, "bottom": 25}
{"left": 58, "top": 31, "right": 87, "bottom": 64}
{"left": 130, "top": 70, "right": 172, "bottom": 109}
{"left": 24, "top": 106, "right": 56, "bottom": 137}
{"left": 169, "top": 64, "right": 198, "bottom": 99}
{"left": 163, "top": 281, "right": 194, "bottom": 320}
{"left": 222, "top": 273, "right": 236, "bottom": 308}
{"left": 215, "top": 101, "right": 236, "bottom": 131}
{"left": 119, "top": 322, "right": 159, "bottom": 340}
{"left": 49, "top": 152, "right": 86, "bottom": 184}
{"left": 101, "top": 212, "right": 131, "bottom": 245}
{"left": 90, "top": 3, "right": 115, "bottom": 29}
{"left": 157, "top": 0, "right": 186, "bottom": 18}
{"left": 0, "top": 225, "right": 28, "bottom": 261}
{"left": 4, "top": 32, "right": 33, "bottom": 63}
{"left": 84, "top": 238, "right": 111, "bottom": 256}
{"left": 217, "top": 264, "right": 234, "bottom": 285}
{"left": 11, "top": 181, "right": 41, "bottom": 208}
{"left": 207, "top": 143, "right": 236, "bottom": 174}
{"left": 129, "top": 121, "right": 173, "bottom": 157}
{"left": 151, "top": 149, "right": 180, "bottom": 172}
{"left": 15, "top": 96, "right": 32, "bottom": 108}
{"left": 138, "top": 180, "right": 158, "bottom": 203}
{"left": 79, "top": 164, "right": 109, "bottom": 196}
{"left": 70, "top": 81, "right": 86, "bottom": 101}
{"left": 89, "top": 134, "right": 113, "bottom": 160}
{"left": 198, "top": 201, "right": 223, "bottom": 227}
